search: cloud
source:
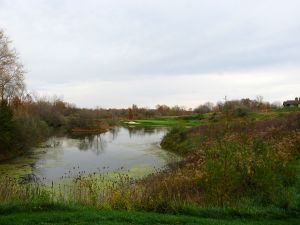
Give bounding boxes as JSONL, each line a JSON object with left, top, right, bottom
{"left": 0, "top": 0, "right": 299, "bottom": 107}
{"left": 34, "top": 67, "right": 300, "bottom": 108}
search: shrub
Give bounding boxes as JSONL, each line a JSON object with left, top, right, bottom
{"left": 234, "top": 106, "right": 250, "bottom": 117}
{"left": 208, "top": 112, "right": 219, "bottom": 122}
{"left": 13, "top": 113, "right": 50, "bottom": 151}
{"left": 198, "top": 134, "right": 299, "bottom": 208}
{"left": 160, "top": 126, "right": 192, "bottom": 154}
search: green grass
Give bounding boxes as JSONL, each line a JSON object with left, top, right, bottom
{"left": 247, "top": 109, "right": 300, "bottom": 121}
{"left": 290, "top": 158, "right": 300, "bottom": 194}
{"left": 132, "top": 119, "right": 180, "bottom": 126}
{"left": 272, "top": 107, "right": 300, "bottom": 113}
{"left": 123, "top": 109, "right": 300, "bottom": 128}
{"left": 122, "top": 115, "right": 205, "bottom": 127}
{"left": 0, "top": 203, "right": 299, "bottom": 225}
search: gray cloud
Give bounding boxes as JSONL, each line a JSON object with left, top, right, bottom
{"left": 0, "top": 0, "right": 299, "bottom": 107}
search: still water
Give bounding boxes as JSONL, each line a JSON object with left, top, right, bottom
{"left": 0, "top": 127, "right": 178, "bottom": 183}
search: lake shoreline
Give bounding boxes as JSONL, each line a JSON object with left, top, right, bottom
{"left": 0, "top": 126, "right": 176, "bottom": 183}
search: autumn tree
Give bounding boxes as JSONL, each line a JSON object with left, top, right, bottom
{"left": 0, "top": 29, "right": 25, "bottom": 103}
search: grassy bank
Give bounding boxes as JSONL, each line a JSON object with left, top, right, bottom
{"left": 0, "top": 203, "right": 299, "bottom": 225}
{"left": 122, "top": 107, "right": 300, "bottom": 128}
{"left": 122, "top": 114, "right": 207, "bottom": 127}
{"left": 159, "top": 112, "right": 300, "bottom": 208}
{"left": 1, "top": 109, "right": 300, "bottom": 224}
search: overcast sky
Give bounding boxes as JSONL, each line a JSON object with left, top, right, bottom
{"left": 1, "top": 0, "right": 300, "bottom": 108}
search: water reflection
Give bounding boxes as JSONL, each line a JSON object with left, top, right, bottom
{"left": 2, "top": 126, "right": 177, "bottom": 183}
{"left": 77, "top": 134, "right": 107, "bottom": 154}
{"left": 109, "top": 126, "right": 120, "bottom": 140}
{"left": 47, "top": 137, "right": 63, "bottom": 148}
{"left": 128, "top": 126, "right": 167, "bottom": 138}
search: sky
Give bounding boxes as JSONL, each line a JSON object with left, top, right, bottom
{"left": 0, "top": 0, "right": 300, "bottom": 108}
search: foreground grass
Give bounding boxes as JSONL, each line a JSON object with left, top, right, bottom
{"left": 0, "top": 203, "right": 299, "bottom": 225}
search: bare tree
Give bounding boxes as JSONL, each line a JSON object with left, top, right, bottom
{"left": 0, "top": 29, "right": 25, "bottom": 102}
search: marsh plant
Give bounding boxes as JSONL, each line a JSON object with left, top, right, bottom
{"left": 0, "top": 113, "right": 300, "bottom": 213}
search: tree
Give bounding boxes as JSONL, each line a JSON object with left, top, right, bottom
{"left": 128, "top": 108, "right": 134, "bottom": 120}
{"left": 0, "top": 100, "right": 15, "bottom": 152}
{"left": 194, "top": 102, "right": 213, "bottom": 114}
{"left": 156, "top": 104, "right": 170, "bottom": 116}
{"left": 0, "top": 29, "right": 25, "bottom": 102}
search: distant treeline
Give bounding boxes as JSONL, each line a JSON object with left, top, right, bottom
{"left": 194, "top": 97, "right": 282, "bottom": 116}
{"left": 0, "top": 93, "right": 284, "bottom": 161}
{"left": 0, "top": 95, "right": 193, "bottom": 160}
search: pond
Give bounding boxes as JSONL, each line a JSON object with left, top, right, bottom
{"left": 0, "top": 127, "right": 179, "bottom": 183}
